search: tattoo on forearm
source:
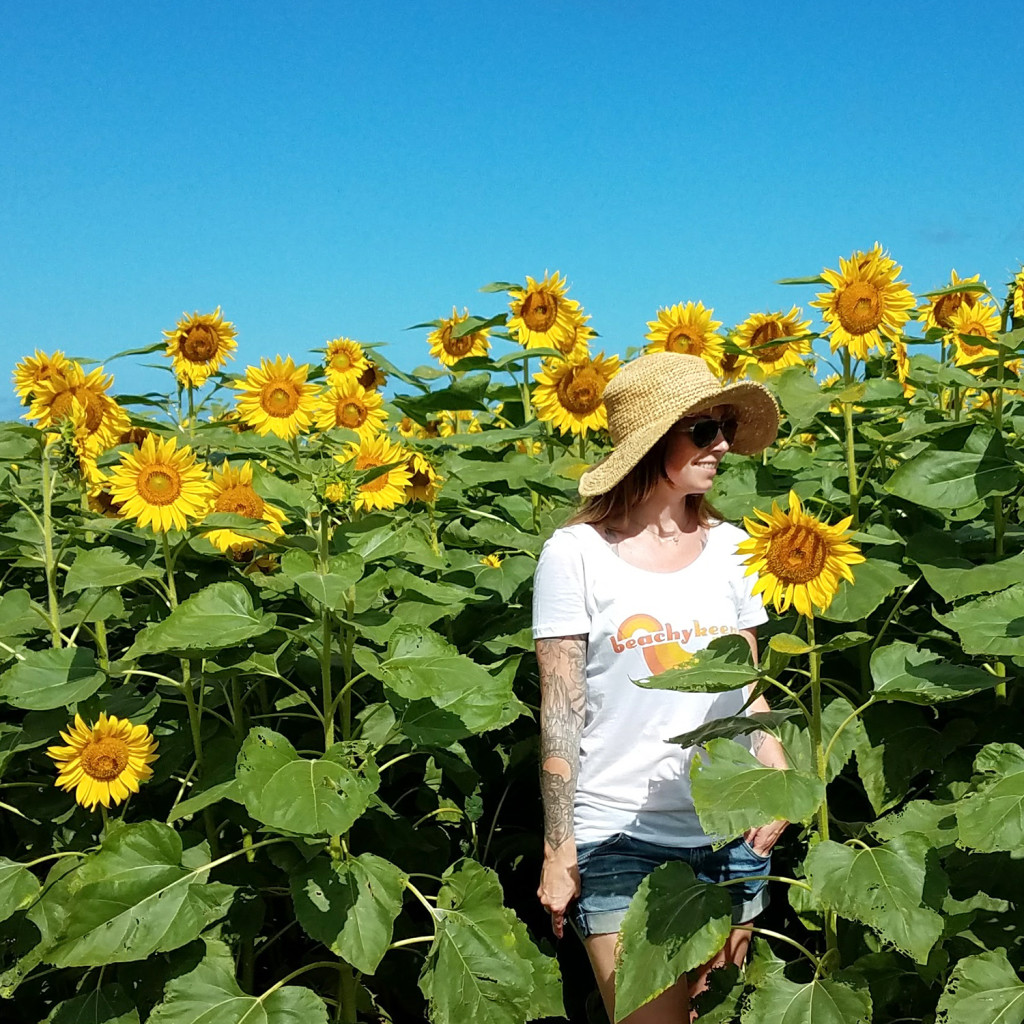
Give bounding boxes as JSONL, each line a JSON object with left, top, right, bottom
{"left": 537, "top": 637, "right": 587, "bottom": 851}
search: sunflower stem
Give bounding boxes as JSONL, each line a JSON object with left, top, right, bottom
{"left": 806, "top": 615, "right": 839, "bottom": 959}
{"left": 840, "top": 350, "right": 860, "bottom": 529}
{"left": 318, "top": 510, "right": 335, "bottom": 748}
{"left": 40, "top": 445, "right": 63, "bottom": 649}
{"left": 336, "top": 962, "right": 359, "bottom": 1023}
{"left": 186, "top": 385, "right": 196, "bottom": 442}
{"left": 520, "top": 353, "right": 532, "bottom": 423}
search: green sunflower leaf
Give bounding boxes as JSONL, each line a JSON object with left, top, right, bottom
{"left": 235, "top": 728, "right": 379, "bottom": 836}
{"left": 742, "top": 976, "right": 872, "bottom": 1023}
{"left": 44, "top": 983, "right": 140, "bottom": 1024}
{"left": 615, "top": 861, "right": 732, "bottom": 1019}
{"left": 935, "top": 950, "right": 1024, "bottom": 1024}
{"left": 956, "top": 743, "right": 1024, "bottom": 853}
{"left": 418, "top": 860, "right": 563, "bottom": 1024}
{"left": 871, "top": 641, "right": 1002, "bottom": 703}
{"left": 0, "top": 857, "right": 41, "bottom": 924}
{"left": 0, "top": 646, "right": 105, "bottom": 711}
{"left": 148, "top": 937, "right": 328, "bottom": 1024}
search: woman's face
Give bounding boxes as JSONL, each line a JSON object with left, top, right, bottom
{"left": 662, "top": 404, "right": 734, "bottom": 495}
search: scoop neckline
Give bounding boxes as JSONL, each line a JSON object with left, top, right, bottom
{"left": 580, "top": 521, "right": 718, "bottom": 576}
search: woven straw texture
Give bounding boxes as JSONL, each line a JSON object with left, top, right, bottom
{"left": 578, "top": 352, "right": 779, "bottom": 497}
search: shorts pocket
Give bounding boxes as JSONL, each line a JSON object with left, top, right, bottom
{"left": 740, "top": 837, "right": 771, "bottom": 860}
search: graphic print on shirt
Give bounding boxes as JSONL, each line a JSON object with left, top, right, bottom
{"left": 609, "top": 612, "right": 741, "bottom": 675}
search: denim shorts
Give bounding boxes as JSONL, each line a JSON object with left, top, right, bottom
{"left": 570, "top": 832, "right": 771, "bottom": 937}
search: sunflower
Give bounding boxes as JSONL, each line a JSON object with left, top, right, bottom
{"left": 12, "top": 349, "right": 71, "bottom": 402}
{"left": 26, "top": 363, "right": 128, "bottom": 451}
{"left": 203, "top": 461, "right": 287, "bottom": 554}
{"left": 233, "top": 357, "right": 319, "bottom": 439}
{"left": 47, "top": 713, "right": 158, "bottom": 811}
{"left": 948, "top": 298, "right": 1001, "bottom": 372}
{"left": 324, "top": 338, "right": 368, "bottom": 386}
{"left": 339, "top": 434, "right": 412, "bottom": 512}
{"left": 428, "top": 307, "right": 491, "bottom": 367}
{"left": 916, "top": 270, "right": 982, "bottom": 333}
{"left": 507, "top": 271, "right": 582, "bottom": 351}
{"left": 358, "top": 361, "right": 387, "bottom": 391}
{"left": 645, "top": 302, "right": 724, "bottom": 374}
{"left": 892, "top": 337, "right": 911, "bottom": 384}
{"left": 406, "top": 452, "right": 441, "bottom": 502}
{"left": 163, "top": 307, "right": 237, "bottom": 388}
{"left": 324, "top": 480, "right": 349, "bottom": 506}
{"left": 480, "top": 554, "right": 503, "bottom": 568}
{"left": 108, "top": 434, "right": 214, "bottom": 533}
{"left": 315, "top": 380, "right": 387, "bottom": 440}
{"left": 396, "top": 416, "right": 427, "bottom": 439}
{"left": 734, "top": 307, "right": 813, "bottom": 377}
{"left": 552, "top": 308, "right": 595, "bottom": 360}
{"left": 437, "top": 409, "right": 482, "bottom": 437}
{"left": 738, "top": 491, "right": 865, "bottom": 618}
{"left": 533, "top": 352, "right": 620, "bottom": 436}
{"left": 516, "top": 438, "right": 545, "bottom": 455}
{"left": 1013, "top": 270, "right": 1024, "bottom": 320}
{"left": 812, "top": 244, "right": 916, "bottom": 360}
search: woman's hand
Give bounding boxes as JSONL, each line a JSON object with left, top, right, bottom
{"left": 744, "top": 819, "right": 788, "bottom": 856}
{"left": 538, "top": 846, "right": 580, "bottom": 939}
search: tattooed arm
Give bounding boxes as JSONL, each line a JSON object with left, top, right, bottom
{"left": 536, "top": 635, "right": 587, "bottom": 937}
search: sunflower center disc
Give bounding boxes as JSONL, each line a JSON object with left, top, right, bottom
{"left": 215, "top": 484, "right": 264, "bottom": 519}
{"left": 358, "top": 366, "right": 379, "bottom": 389}
{"left": 263, "top": 383, "right": 299, "bottom": 417}
{"left": 137, "top": 465, "right": 182, "bottom": 505}
{"left": 81, "top": 737, "right": 129, "bottom": 781}
{"left": 338, "top": 401, "right": 366, "bottom": 428}
{"left": 443, "top": 328, "right": 475, "bottom": 358}
{"left": 521, "top": 291, "right": 558, "bottom": 332}
{"left": 765, "top": 525, "right": 828, "bottom": 584}
{"left": 836, "top": 282, "right": 882, "bottom": 335}
{"left": 557, "top": 367, "right": 603, "bottom": 415}
{"left": 665, "top": 326, "right": 704, "bottom": 353}
{"left": 181, "top": 325, "right": 219, "bottom": 362}
{"left": 933, "top": 292, "right": 972, "bottom": 328}
{"left": 410, "top": 469, "right": 430, "bottom": 489}
{"left": 750, "top": 321, "right": 787, "bottom": 363}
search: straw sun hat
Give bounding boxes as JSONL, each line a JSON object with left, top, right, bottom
{"left": 577, "top": 352, "right": 780, "bottom": 497}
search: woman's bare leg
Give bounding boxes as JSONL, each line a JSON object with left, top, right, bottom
{"left": 584, "top": 931, "right": 690, "bottom": 1023}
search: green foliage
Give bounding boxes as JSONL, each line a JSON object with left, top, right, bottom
{"left": 2, "top": 274, "right": 1023, "bottom": 1023}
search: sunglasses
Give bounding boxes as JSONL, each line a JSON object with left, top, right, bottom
{"left": 672, "top": 416, "right": 738, "bottom": 449}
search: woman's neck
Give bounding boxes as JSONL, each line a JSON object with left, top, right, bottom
{"left": 612, "top": 492, "right": 699, "bottom": 539}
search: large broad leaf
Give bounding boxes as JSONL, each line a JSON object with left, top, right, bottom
{"left": 45, "top": 984, "right": 139, "bottom": 1024}
{"left": 935, "top": 950, "right": 1024, "bottom": 1024}
{"left": 819, "top": 558, "right": 912, "bottom": 622}
{"left": 148, "top": 937, "right": 328, "bottom": 1024}
{"left": 690, "top": 739, "right": 824, "bottom": 836}
{"left": 0, "top": 647, "right": 104, "bottom": 711}
{"left": 804, "top": 834, "right": 944, "bottom": 964}
{"left": 418, "top": 860, "right": 563, "bottom": 1024}
{"left": 885, "top": 425, "right": 1020, "bottom": 509}
{"left": 872, "top": 799, "right": 960, "bottom": 848}
{"left": 854, "top": 705, "right": 971, "bottom": 816}
{"left": 280, "top": 549, "right": 363, "bottom": 611}
{"left": 935, "top": 583, "right": 1024, "bottom": 657}
{"left": 379, "top": 626, "right": 518, "bottom": 741}
{"left": 670, "top": 710, "right": 796, "bottom": 749}
{"left": 127, "top": 581, "right": 275, "bottom": 658}
{"left": 63, "top": 547, "right": 162, "bottom": 594}
{"left": 41, "top": 821, "right": 234, "bottom": 967}
{"left": 956, "top": 743, "right": 1024, "bottom": 853}
{"left": 0, "top": 588, "right": 46, "bottom": 637}
{"left": 291, "top": 852, "right": 406, "bottom": 974}
{"left": 0, "top": 857, "right": 40, "bottom": 924}
{"left": 615, "top": 861, "right": 732, "bottom": 1020}
{"left": 235, "top": 728, "right": 379, "bottom": 836}
{"left": 771, "top": 366, "right": 832, "bottom": 428}
{"left": 778, "top": 697, "right": 862, "bottom": 784}
{"left": 742, "top": 976, "right": 871, "bottom": 1023}
{"left": 912, "top": 548, "right": 1024, "bottom": 602}
{"left": 636, "top": 634, "right": 759, "bottom": 694}
{"left": 871, "top": 641, "right": 1002, "bottom": 703}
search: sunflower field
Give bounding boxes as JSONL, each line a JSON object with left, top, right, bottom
{"left": 2, "top": 252, "right": 1024, "bottom": 1024}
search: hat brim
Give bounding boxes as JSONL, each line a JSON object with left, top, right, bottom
{"left": 578, "top": 380, "right": 779, "bottom": 498}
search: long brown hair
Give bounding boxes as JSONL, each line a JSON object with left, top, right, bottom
{"left": 565, "top": 431, "right": 723, "bottom": 529}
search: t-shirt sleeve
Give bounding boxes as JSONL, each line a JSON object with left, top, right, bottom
{"left": 729, "top": 528, "right": 769, "bottom": 630}
{"left": 532, "top": 530, "right": 591, "bottom": 639}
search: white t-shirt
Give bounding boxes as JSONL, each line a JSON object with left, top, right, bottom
{"left": 532, "top": 520, "right": 768, "bottom": 848}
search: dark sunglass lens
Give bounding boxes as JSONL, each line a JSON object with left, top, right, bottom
{"left": 690, "top": 419, "right": 719, "bottom": 448}
{"left": 722, "top": 418, "right": 738, "bottom": 444}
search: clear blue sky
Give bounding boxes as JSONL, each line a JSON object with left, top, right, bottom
{"left": 2, "top": 0, "right": 1022, "bottom": 419}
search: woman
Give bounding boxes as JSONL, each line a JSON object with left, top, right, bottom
{"left": 533, "top": 352, "right": 790, "bottom": 1023}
